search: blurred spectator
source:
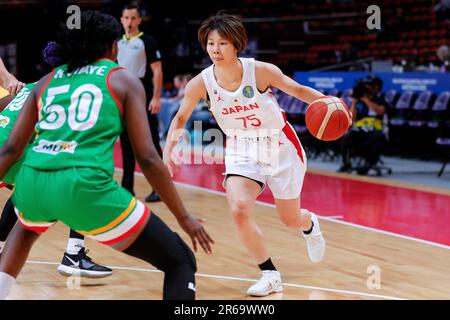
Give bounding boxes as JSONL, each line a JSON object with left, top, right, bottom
{"left": 185, "top": 102, "right": 213, "bottom": 134}
{"left": 436, "top": 45, "right": 450, "bottom": 73}
{"left": 339, "top": 76, "right": 388, "bottom": 175}
{"left": 159, "top": 74, "right": 192, "bottom": 138}
{"left": 159, "top": 73, "right": 214, "bottom": 139}
{"left": 434, "top": 0, "right": 450, "bottom": 21}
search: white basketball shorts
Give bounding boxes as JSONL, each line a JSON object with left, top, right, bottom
{"left": 223, "top": 124, "right": 307, "bottom": 199}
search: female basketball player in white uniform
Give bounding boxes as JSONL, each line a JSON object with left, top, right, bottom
{"left": 164, "top": 12, "right": 337, "bottom": 297}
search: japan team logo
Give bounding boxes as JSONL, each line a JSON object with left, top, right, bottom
{"left": 243, "top": 86, "right": 254, "bottom": 98}
{"left": 0, "top": 115, "right": 10, "bottom": 128}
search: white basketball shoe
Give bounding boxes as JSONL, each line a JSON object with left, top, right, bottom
{"left": 247, "top": 270, "right": 283, "bottom": 297}
{"left": 302, "top": 211, "right": 326, "bottom": 263}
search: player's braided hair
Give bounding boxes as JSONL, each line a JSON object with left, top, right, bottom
{"left": 57, "top": 10, "right": 121, "bottom": 72}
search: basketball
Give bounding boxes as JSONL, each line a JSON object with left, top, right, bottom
{"left": 305, "top": 96, "right": 351, "bottom": 141}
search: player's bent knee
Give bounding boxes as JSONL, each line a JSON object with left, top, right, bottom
{"left": 230, "top": 200, "right": 252, "bottom": 220}
{"left": 170, "top": 232, "right": 197, "bottom": 273}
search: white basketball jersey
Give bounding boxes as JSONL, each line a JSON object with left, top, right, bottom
{"left": 201, "top": 58, "right": 285, "bottom": 138}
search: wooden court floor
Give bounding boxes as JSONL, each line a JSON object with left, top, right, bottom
{"left": 0, "top": 172, "right": 449, "bottom": 300}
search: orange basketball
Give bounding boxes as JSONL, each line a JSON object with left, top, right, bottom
{"left": 305, "top": 96, "right": 351, "bottom": 141}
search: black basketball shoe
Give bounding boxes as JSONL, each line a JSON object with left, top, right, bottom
{"left": 57, "top": 248, "right": 112, "bottom": 278}
{"left": 145, "top": 191, "right": 161, "bottom": 203}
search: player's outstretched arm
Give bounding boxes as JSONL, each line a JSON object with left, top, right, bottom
{"left": 109, "top": 69, "right": 214, "bottom": 254}
{"left": 255, "top": 61, "right": 325, "bottom": 104}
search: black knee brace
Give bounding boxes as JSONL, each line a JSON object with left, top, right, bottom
{"left": 171, "top": 232, "right": 197, "bottom": 272}
{"left": 124, "top": 212, "right": 197, "bottom": 299}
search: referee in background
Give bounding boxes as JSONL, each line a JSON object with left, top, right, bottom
{"left": 118, "top": 3, "right": 163, "bottom": 202}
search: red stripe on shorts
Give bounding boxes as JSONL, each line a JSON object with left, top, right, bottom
{"left": 17, "top": 220, "right": 51, "bottom": 234}
{"left": 281, "top": 111, "right": 304, "bottom": 163}
{"left": 100, "top": 205, "right": 150, "bottom": 246}
{"left": 0, "top": 182, "right": 7, "bottom": 189}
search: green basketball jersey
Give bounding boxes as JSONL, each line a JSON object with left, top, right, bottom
{"left": 0, "top": 83, "right": 36, "bottom": 184}
{"left": 24, "top": 59, "right": 124, "bottom": 176}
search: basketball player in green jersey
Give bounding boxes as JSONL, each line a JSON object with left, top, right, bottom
{"left": 0, "top": 80, "right": 113, "bottom": 279}
{"left": 0, "top": 11, "right": 213, "bottom": 300}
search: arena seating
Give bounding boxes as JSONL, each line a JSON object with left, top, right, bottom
{"left": 272, "top": 87, "right": 450, "bottom": 161}
{"left": 228, "top": 0, "right": 449, "bottom": 72}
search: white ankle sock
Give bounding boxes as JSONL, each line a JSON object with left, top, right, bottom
{"left": 0, "top": 272, "right": 15, "bottom": 300}
{"left": 66, "top": 238, "right": 85, "bottom": 255}
{"left": 0, "top": 241, "right": 5, "bottom": 254}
